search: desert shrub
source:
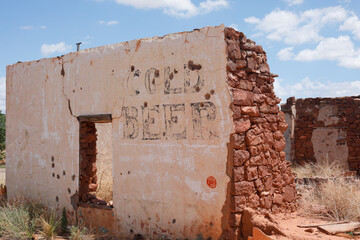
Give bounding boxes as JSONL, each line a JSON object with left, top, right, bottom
{"left": 39, "top": 209, "right": 61, "bottom": 239}
{"left": 0, "top": 201, "right": 44, "bottom": 239}
{"left": 292, "top": 158, "right": 348, "bottom": 178}
{"left": 300, "top": 178, "right": 360, "bottom": 221}
{"left": 69, "top": 225, "right": 89, "bottom": 240}
{"left": 60, "top": 207, "right": 68, "bottom": 234}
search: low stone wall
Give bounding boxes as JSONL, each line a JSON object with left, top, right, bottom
{"left": 225, "top": 28, "right": 297, "bottom": 236}
{"left": 282, "top": 96, "right": 360, "bottom": 171}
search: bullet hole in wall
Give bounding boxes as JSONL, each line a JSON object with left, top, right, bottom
{"left": 205, "top": 93, "right": 211, "bottom": 100}
{"left": 188, "top": 60, "right": 202, "bottom": 71}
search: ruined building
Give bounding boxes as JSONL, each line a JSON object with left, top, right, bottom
{"left": 6, "top": 25, "right": 296, "bottom": 239}
{"left": 282, "top": 96, "right": 360, "bottom": 171}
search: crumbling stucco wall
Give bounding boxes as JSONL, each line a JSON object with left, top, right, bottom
{"left": 282, "top": 97, "right": 360, "bottom": 170}
{"left": 6, "top": 25, "right": 296, "bottom": 239}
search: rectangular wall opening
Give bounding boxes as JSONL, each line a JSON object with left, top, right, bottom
{"left": 78, "top": 114, "right": 113, "bottom": 209}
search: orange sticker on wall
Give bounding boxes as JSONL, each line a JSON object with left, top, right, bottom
{"left": 207, "top": 176, "right": 217, "bottom": 188}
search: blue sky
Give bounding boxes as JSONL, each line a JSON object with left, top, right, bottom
{"left": 1, "top": 0, "right": 360, "bottom": 112}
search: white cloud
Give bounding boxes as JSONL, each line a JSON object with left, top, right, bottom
{"left": 283, "top": 0, "right": 304, "bottom": 6}
{"left": 20, "top": 25, "right": 34, "bottom": 30}
{"left": 340, "top": 15, "right": 360, "bottom": 39}
{"left": 98, "top": 20, "right": 119, "bottom": 26}
{"left": 277, "top": 47, "right": 295, "bottom": 60}
{"left": 41, "top": 42, "right": 73, "bottom": 57}
{"left": 0, "top": 77, "right": 5, "bottom": 113}
{"left": 245, "top": 6, "right": 348, "bottom": 45}
{"left": 228, "top": 24, "right": 239, "bottom": 31}
{"left": 274, "top": 77, "right": 360, "bottom": 102}
{"left": 20, "top": 25, "right": 46, "bottom": 30}
{"left": 113, "top": 0, "right": 228, "bottom": 18}
{"left": 294, "top": 35, "right": 360, "bottom": 68}
{"left": 106, "top": 20, "right": 118, "bottom": 26}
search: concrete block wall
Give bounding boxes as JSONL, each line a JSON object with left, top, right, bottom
{"left": 6, "top": 25, "right": 296, "bottom": 239}
{"left": 282, "top": 96, "right": 360, "bottom": 171}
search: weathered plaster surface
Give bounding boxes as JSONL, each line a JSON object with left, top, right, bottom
{"left": 6, "top": 25, "right": 232, "bottom": 239}
{"left": 311, "top": 128, "right": 348, "bottom": 166}
{"left": 318, "top": 105, "right": 339, "bottom": 127}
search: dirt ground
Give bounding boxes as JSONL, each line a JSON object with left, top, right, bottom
{"left": 273, "top": 212, "right": 358, "bottom": 240}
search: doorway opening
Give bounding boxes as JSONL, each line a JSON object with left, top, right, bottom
{"left": 78, "top": 114, "right": 113, "bottom": 208}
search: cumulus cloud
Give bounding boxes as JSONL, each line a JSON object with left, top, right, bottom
{"left": 274, "top": 77, "right": 360, "bottom": 102}
{"left": 0, "top": 77, "right": 5, "bottom": 113}
{"left": 277, "top": 47, "right": 295, "bottom": 60}
{"left": 340, "top": 15, "right": 360, "bottom": 39}
{"left": 294, "top": 35, "right": 360, "bottom": 68}
{"left": 283, "top": 0, "right": 304, "bottom": 6}
{"left": 41, "top": 42, "right": 73, "bottom": 57}
{"left": 113, "top": 0, "right": 228, "bottom": 18}
{"left": 245, "top": 6, "right": 348, "bottom": 45}
{"left": 99, "top": 20, "right": 119, "bottom": 26}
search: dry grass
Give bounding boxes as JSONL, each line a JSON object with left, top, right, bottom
{"left": 95, "top": 123, "right": 113, "bottom": 202}
{"left": 300, "top": 178, "right": 360, "bottom": 221}
{"left": 0, "top": 201, "right": 44, "bottom": 240}
{"left": 39, "top": 209, "right": 61, "bottom": 239}
{"left": 292, "top": 158, "right": 348, "bottom": 178}
{"left": 295, "top": 159, "right": 360, "bottom": 221}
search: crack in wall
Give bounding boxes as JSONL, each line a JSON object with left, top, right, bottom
{"left": 60, "top": 57, "right": 76, "bottom": 118}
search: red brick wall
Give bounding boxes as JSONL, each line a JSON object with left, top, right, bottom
{"left": 225, "top": 27, "right": 297, "bottom": 234}
{"left": 79, "top": 122, "right": 98, "bottom": 202}
{"left": 289, "top": 97, "right": 360, "bottom": 170}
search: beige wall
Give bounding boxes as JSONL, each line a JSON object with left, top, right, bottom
{"left": 6, "top": 25, "right": 233, "bottom": 239}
